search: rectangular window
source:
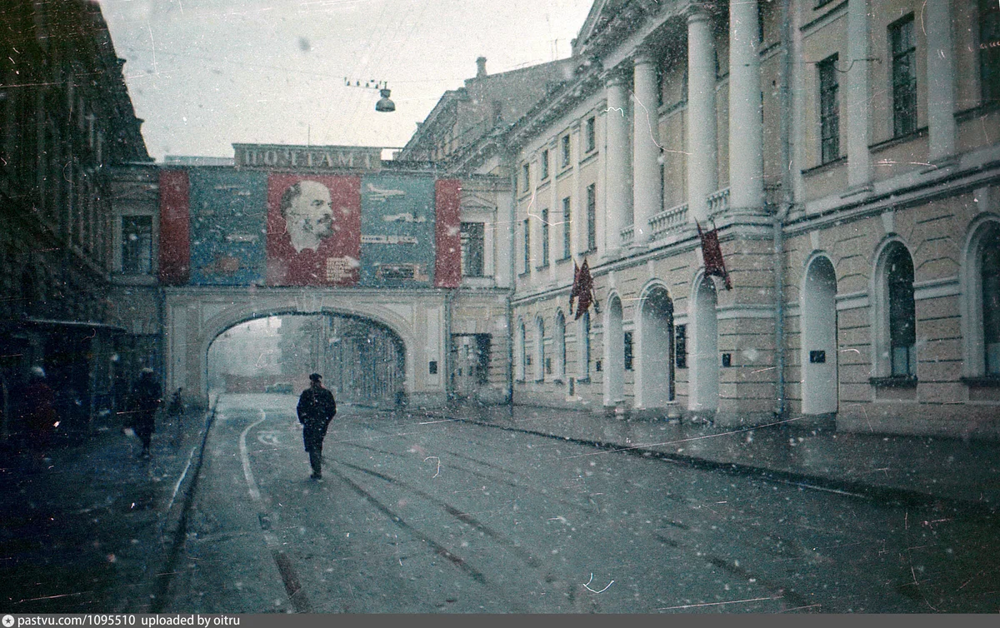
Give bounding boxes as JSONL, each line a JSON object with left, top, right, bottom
{"left": 476, "top": 334, "right": 491, "bottom": 385}
{"left": 522, "top": 163, "right": 530, "bottom": 192}
{"left": 582, "top": 312, "right": 591, "bottom": 377}
{"left": 982, "top": 0, "right": 1000, "bottom": 105}
{"left": 460, "top": 222, "right": 484, "bottom": 277}
{"left": 624, "top": 331, "right": 633, "bottom": 371}
{"left": 585, "top": 117, "right": 596, "bottom": 152}
{"left": 540, "top": 149, "right": 549, "bottom": 180}
{"left": 819, "top": 54, "right": 840, "bottom": 164}
{"left": 890, "top": 16, "right": 918, "bottom": 138}
{"left": 540, "top": 208, "right": 550, "bottom": 267}
{"left": 121, "top": 215, "right": 153, "bottom": 274}
{"left": 586, "top": 184, "right": 597, "bottom": 252}
{"left": 562, "top": 197, "right": 571, "bottom": 260}
{"left": 561, "top": 134, "right": 571, "bottom": 167}
{"left": 523, "top": 217, "right": 531, "bottom": 273}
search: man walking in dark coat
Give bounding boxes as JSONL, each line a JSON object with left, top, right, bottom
{"left": 128, "top": 368, "right": 162, "bottom": 459}
{"left": 297, "top": 373, "right": 337, "bottom": 479}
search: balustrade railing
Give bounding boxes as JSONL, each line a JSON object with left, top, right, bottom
{"left": 620, "top": 224, "right": 634, "bottom": 245}
{"left": 707, "top": 187, "right": 730, "bottom": 218}
{"left": 649, "top": 203, "right": 689, "bottom": 239}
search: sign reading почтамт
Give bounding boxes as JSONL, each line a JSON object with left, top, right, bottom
{"left": 234, "top": 143, "right": 382, "bottom": 172}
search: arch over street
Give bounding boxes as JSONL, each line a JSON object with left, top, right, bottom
{"left": 165, "top": 287, "right": 449, "bottom": 410}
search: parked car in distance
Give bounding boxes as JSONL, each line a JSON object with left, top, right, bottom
{"left": 265, "top": 382, "right": 293, "bottom": 394}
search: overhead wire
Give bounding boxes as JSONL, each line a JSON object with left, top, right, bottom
{"left": 331, "top": 0, "right": 419, "bottom": 145}
{"left": 316, "top": 0, "right": 397, "bottom": 145}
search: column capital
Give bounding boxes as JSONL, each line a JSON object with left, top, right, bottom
{"left": 685, "top": 3, "right": 715, "bottom": 24}
{"left": 633, "top": 46, "right": 659, "bottom": 68}
{"left": 602, "top": 68, "right": 629, "bottom": 88}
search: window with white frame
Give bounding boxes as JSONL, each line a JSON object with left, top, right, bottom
{"left": 586, "top": 184, "right": 597, "bottom": 252}
{"left": 561, "top": 196, "right": 571, "bottom": 261}
{"left": 540, "top": 208, "right": 549, "bottom": 268}
{"left": 535, "top": 317, "right": 545, "bottom": 382}
{"left": 585, "top": 117, "right": 596, "bottom": 153}
{"left": 556, "top": 311, "right": 567, "bottom": 380}
{"left": 561, "top": 134, "right": 571, "bottom": 168}
{"left": 523, "top": 217, "right": 531, "bottom": 273}
{"left": 540, "top": 149, "right": 549, "bottom": 180}
{"left": 516, "top": 322, "right": 526, "bottom": 381}
{"left": 580, "top": 310, "right": 591, "bottom": 379}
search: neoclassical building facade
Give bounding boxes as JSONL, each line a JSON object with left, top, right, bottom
{"left": 415, "top": 0, "right": 1000, "bottom": 437}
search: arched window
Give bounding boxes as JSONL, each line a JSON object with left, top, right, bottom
{"left": 886, "top": 245, "right": 916, "bottom": 377}
{"left": 983, "top": 240, "right": 1000, "bottom": 375}
{"left": 968, "top": 221, "right": 1000, "bottom": 377}
{"left": 535, "top": 317, "right": 545, "bottom": 382}
{"left": 555, "top": 311, "right": 567, "bottom": 379}
{"left": 516, "top": 321, "right": 526, "bottom": 381}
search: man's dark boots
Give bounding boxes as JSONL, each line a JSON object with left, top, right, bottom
{"left": 309, "top": 450, "right": 322, "bottom": 479}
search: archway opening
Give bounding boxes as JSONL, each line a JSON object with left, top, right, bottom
{"left": 208, "top": 313, "right": 405, "bottom": 407}
{"left": 638, "top": 286, "right": 674, "bottom": 409}
{"left": 690, "top": 276, "right": 718, "bottom": 412}
{"left": 802, "top": 257, "right": 838, "bottom": 415}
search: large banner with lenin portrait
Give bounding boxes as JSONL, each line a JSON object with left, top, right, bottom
{"left": 266, "top": 174, "right": 361, "bottom": 286}
{"left": 159, "top": 155, "right": 459, "bottom": 289}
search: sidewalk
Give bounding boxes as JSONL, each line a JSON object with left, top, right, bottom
{"left": 427, "top": 403, "right": 1000, "bottom": 513}
{"left": 0, "top": 408, "right": 213, "bottom": 613}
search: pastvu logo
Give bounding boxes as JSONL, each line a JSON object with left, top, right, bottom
{"left": 3, "top": 614, "right": 15, "bottom": 627}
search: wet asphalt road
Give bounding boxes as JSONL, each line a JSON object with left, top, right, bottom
{"left": 160, "top": 394, "right": 1000, "bottom": 613}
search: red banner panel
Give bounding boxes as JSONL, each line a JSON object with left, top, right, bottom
{"left": 159, "top": 169, "right": 190, "bottom": 285}
{"left": 266, "top": 174, "right": 361, "bottom": 286}
{"left": 434, "top": 179, "right": 462, "bottom": 288}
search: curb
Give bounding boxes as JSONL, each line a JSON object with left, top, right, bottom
{"left": 145, "top": 401, "right": 218, "bottom": 612}
{"left": 427, "top": 411, "right": 999, "bottom": 517}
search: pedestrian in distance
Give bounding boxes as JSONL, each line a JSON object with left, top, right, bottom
{"left": 167, "top": 387, "right": 184, "bottom": 417}
{"left": 127, "top": 367, "right": 162, "bottom": 459}
{"left": 21, "top": 366, "right": 57, "bottom": 468}
{"left": 297, "top": 373, "right": 336, "bottom": 480}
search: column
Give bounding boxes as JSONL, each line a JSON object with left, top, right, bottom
{"left": 926, "top": 0, "right": 956, "bottom": 161}
{"left": 729, "top": 0, "right": 764, "bottom": 212}
{"left": 605, "top": 70, "right": 630, "bottom": 253}
{"left": 846, "top": 0, "right": 872, "bottom": 188}
{"left": 687, "top": 8, "right": 718, "bottom": 224}
{"left": 633, "top": 50, "right": 661, "bottom": 244}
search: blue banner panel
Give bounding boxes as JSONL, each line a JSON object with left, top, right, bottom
{"left": 359, "top": 174, "right": 437, "bottom": 288}
{"left": 188, "top": 170, "right": 268, "bottom": 285}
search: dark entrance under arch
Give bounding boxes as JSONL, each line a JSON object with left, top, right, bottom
{"left": 208, "top": 313, "right": 406, "bottom": 407}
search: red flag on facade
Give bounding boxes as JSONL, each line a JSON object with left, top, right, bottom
{"left": 569, "top": 258, "right": 597, "bottom": 319}
{"left": 569, "top": 261, "right": 581, "bottom": 315}
{"left": 696, "top": 220, "right": 732, "bottom": 290}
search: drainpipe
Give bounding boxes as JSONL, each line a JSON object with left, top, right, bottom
{"left": 774, "top": 0, "right": 793, "bottom": 420}
{"left": 444, "top": 286, "right": 453, "bottom": 407}
{"left": 507, "top": 168, "right": 517, "bottom": 407}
